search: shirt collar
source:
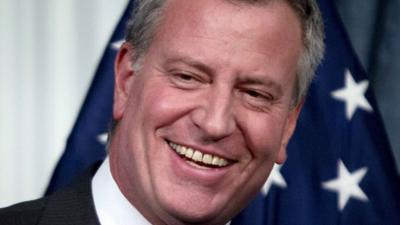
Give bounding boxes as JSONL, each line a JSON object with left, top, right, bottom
{"left": 92, "top": 157, "right": 152, "bottom": 225}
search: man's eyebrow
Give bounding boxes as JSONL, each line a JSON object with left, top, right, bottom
{"left": 163, "top": 56, "right": 216, "bottom": 76}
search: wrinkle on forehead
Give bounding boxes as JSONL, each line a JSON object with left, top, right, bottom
{"left": 156, "top": 0, "right": 302, "bottom": 53}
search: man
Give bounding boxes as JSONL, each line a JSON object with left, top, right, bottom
{"left": 0, "top": 0, "right": 324, "bottom": 224}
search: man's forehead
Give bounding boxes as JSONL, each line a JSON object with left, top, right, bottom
{"left": 157, "top": 0, "right": 301, "bottom": 39}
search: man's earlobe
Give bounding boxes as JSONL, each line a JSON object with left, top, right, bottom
{"left": 113, "top": 42, "right": 135, "bottom": 121}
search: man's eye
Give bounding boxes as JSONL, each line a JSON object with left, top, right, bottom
{"left": 242, "top": 89, "right": 274, "bottom": 109}
{"left": 169, "top": 71, "right": 204, "bottom": 89}
{"left": 245, "top": 90, "right": 270, "bottom": 100}
{"left": 173, "top": 73, "right": 200, "bottom": 83}
{"left": 246, "top": 90, "right": 262, "bottom": 98}
{"left": 177, "top": 73, "right": 195, "bottom": 81}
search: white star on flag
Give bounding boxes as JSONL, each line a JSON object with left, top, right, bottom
{"left": 322, "top": 160, "right": 368, "bottom": 211}
{"left": 261, "top": 164, "right": 287, "bottom": 196}
{"left": 111, "top": 39, "right": 125, "bottom": 50}
{"left": 97, "top": 132, "right": 108, "bottom": 145}
{"left": 331, "top": 69, "right": 373, "bottom": 120}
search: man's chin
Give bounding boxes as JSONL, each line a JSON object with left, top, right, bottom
{"left": 164, "top": 210, "right": 229, "bottom": 225}
{"left": 156, "top": 194, "right": 232, "bottom": 225}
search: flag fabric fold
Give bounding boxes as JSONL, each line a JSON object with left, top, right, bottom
{"left": 45, "top": 1, "right": 135, "bottom": 195}
{"left": 46, "top": 0, "right": 400, "bottom": 224}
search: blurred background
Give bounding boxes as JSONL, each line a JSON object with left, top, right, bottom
{"left": 0, "top": 0, "right": 399, "bottom": 208}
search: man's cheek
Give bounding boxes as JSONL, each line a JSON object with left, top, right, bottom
{"left": 247, "top": 121, "right": 284, "bottom": 156}
{"left": 146, "top": 90, "right": 197, "bottom": 120}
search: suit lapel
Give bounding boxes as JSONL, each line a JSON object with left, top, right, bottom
{"left": 38, "top": 164, "right": 101, "bottom": 225}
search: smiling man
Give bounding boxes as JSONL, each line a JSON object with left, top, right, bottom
{"left": 107, "top": 0, "right": 324, "bottom": 224}
{"left": 0, "top": 0, "right": 324, "bottom": 224}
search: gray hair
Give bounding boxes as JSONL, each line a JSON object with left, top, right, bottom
{"left": 125, "top": 0, "right": 324, "bottom": 106}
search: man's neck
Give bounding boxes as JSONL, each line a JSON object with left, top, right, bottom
{"left": 91, "top": 157, "right": 152, "bottom": 225}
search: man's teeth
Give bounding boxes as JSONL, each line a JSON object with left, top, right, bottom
{"left": 168, "top": 142, "right": 229, "bottom": 167}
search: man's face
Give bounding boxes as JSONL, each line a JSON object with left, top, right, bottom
{"left": 110, "top": 0, "right": 303, "bottom": 224}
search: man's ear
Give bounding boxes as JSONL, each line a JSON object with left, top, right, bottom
{"left": 275, "top": 99, "right": 304, "bottom": 164}
{"left": 113, "top": 42, "right": 135, "bottom": 121}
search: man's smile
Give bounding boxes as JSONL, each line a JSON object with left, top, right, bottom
{"left": 168, "top": 141, "right": 233, "bottom": 168}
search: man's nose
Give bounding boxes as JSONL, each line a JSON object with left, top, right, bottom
{"left": 190, "top": 88, "right": 236, "bottom": 142}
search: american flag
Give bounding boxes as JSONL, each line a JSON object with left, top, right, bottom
{"left": 46, "top": 0, "right": 400, "bottom": 224}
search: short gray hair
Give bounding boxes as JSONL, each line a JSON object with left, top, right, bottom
{"left": 125, "top": 0, "right": 324, "bottom": 105}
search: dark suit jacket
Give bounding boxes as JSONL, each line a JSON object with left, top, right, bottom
{"left": 0, "top": 166, "right": 101, "bottom": 225}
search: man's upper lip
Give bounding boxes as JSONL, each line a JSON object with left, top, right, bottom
{"left": 166, "top": 139, "right": 237, "bottom": 162}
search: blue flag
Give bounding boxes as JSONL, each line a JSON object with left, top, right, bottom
{"left": 46, "top": 0, "right": 400, "bottom": 224}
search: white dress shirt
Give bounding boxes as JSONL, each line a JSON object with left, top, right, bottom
{"left": 92, "top": 157, "right": 152, "bottom": 225}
